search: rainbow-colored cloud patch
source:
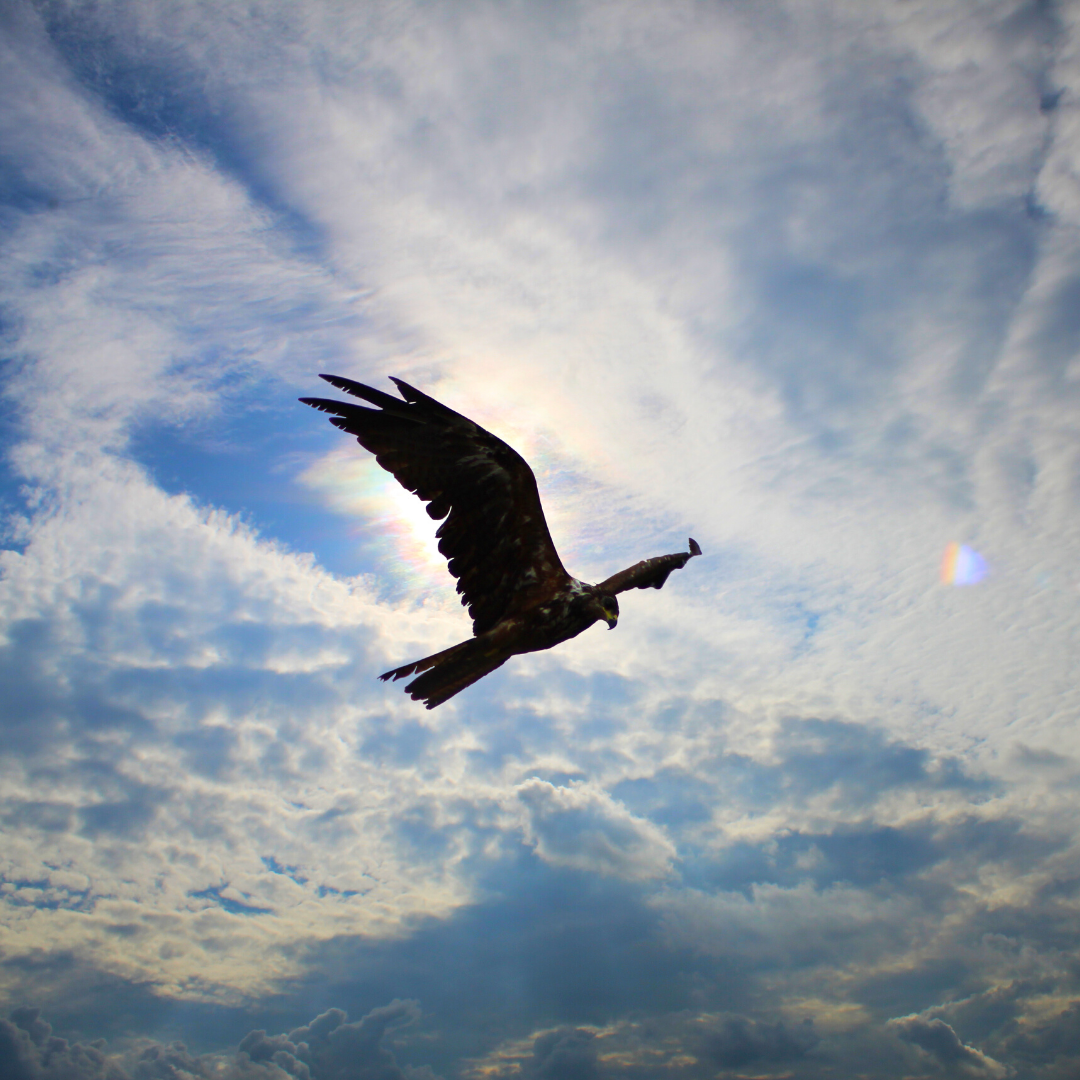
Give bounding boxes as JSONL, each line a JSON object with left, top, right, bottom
{"left": 941, "top": 542, "right": 987, "bottom": 586}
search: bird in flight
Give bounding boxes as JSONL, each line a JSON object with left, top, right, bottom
{"left": 301, "top": 376, "right": 701, "bottom": 708}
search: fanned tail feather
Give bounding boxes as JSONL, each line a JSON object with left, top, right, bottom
{"left": 379, "top": 640, "right": 471, "bottom": 683}
{"left": 380, "top": 638, "right": 508, "bottom": 709}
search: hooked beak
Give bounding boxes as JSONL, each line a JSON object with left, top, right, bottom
{"left": 604, "top": 614, "right": 618, "bottom": 629}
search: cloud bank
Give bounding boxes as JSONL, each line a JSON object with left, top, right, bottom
{"left": 2, "top": 0, "right": 1080, "bottom": 1076}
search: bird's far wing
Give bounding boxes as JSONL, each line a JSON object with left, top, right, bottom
{"left": 596, "top": 538, "right": 702, "bottom": 595}
{"left": 300, "top": 375, "right": 571, "bottom": 634}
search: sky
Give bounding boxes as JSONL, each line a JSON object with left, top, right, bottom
{"left": 1, "top": 0, "right": 1079, "bottom": 1077}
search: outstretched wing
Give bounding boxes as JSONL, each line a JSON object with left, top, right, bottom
{"left": 300, "top": 375, "right": 571, "bottom": 634}
{"left": 596, "top": 538, "right": 701, "bottom": 595}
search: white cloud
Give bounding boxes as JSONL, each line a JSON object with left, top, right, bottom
{"left": 882, "top": 0, "right": 1055, "bottom": 211}
{"left": 2, "top": 0, "right": 1080, "bottom": 1075}
{"left": 516, "top": 778, "right": 675, "bottom": 880}
{"left": 0, "top": 451, "right": 470, "bottom": 1000}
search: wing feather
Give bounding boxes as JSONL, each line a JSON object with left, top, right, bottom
{"left": 301, "top": 375, "right": 570, "bottom": 634}
{"left": 596, "top": 538, "right": 702, "bottom": 595}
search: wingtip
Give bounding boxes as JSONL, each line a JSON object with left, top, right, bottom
{"left": 388, "top": 376, "right": 426, "bottom": 404}
{"left": 689, "top": 537, "right": 702, "bottom": 556}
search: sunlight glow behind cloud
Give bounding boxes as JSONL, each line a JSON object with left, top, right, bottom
{"left": 299, "top": 445, "right": 450, "bottom": 595}
{"left": 2, "top": 1, "right": 1080, "bottom": 1077}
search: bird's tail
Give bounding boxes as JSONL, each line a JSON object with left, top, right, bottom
{"left": 379, "top": 638, "right": 508, "bottom": 709}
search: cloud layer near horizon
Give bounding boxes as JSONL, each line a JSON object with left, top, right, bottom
{"left": 3, "top": 0, "right": 1080, "bottom": 1076}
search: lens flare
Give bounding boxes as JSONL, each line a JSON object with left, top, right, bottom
{"left": 940, "top": 542, "right": 987, "bottom": 586}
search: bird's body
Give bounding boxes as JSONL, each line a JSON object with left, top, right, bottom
{"left": 301, "top": 375, "right": 700, "bottom": 707}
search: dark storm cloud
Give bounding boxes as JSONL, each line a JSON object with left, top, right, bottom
{"left": 201, "top": 723, "right": 1060, "bottom": 1074}
{"left": 889, "top": 1015, "right": 1004, "bottom": 1076}
{"left": 521, "top": 1028, "right": 599, "bottom": 1080}
{"left": 290, "top": 857, "right": 710, "bottom": 1069}
{"left": 0, "top": 1005, "right": 827, "bottom": 1080}
{"left": 698, "top": 1015, "right": 820, "bottom": 1069}
{"left": 1000, "top": 1001, "right": 1080, "bottom": 1077}
{"left": 280, "top": 801, "right": 1045, "bottom": 1068}
{"left": 885, "top": 985, "right": 1080, "bottom": 1080}
{"left": 241, "top": 1001, "right": 425, "bottom": 1080}
{"left": 6, "top": 830, "right": 1080, "bottom": 1080}
{"left": 0, "top": 1004, "right": 432, "bottom": 1080}
{"left": 478, "top": 1010, "right": 824, "bottom": 1079}
{"left": 1, "top": 1007, "right": 127, "bottom": 1080}
{"left": 1, "top": 607, "right": 1066, "bottom": 1078}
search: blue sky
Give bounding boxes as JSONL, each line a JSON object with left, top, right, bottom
{"left": 2, "top": 1, "right": 1080, "bottom": 1077}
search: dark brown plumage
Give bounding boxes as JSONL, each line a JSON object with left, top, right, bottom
{"left": 300, "top": 375, "right": 701, "bottom": 707}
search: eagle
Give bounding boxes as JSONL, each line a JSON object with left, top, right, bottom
{"left": 301, "top": 375, "right": 701, "bottom": 708}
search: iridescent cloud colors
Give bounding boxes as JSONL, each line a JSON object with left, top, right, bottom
{"left": 940, "top": 542, "right": 987, "bottom": 586}
{"left": 300, "top": 448, "right": 449, "bottom": 593}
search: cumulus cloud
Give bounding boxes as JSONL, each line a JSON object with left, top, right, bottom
{"left": 1000, "top": 1001, "right": 1080, "bottom": 1078}
{"left": 0, "top": 1007, "right": 125, "bottom": 1080}
{"left": 240, "top": 1002, "right": 428, "bottom": 1080}
{"left": 516, "top": 779, "right": 675, "bottom": 881}
{"left": 890, "top": 1014, "right": 1007, "bottom": 1078}
{"left": 699, "top": 1014, "right": 820, "bottom": 1070}
{"left": 463, "top": 1012, "right": 821, "bottom": 1079}
{"left": 520, "top": 1028, "right": 599, "bottom": 1080}
{"left": 0, "top": 1004, "right": 433, "bottom": 1080}
{"left": 0, "top": 449, "right": 483, "bottom": 999}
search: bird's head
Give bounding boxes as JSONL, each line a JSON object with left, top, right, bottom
{"left": 588, "top": 592, "right": 619, "bottom": 629}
